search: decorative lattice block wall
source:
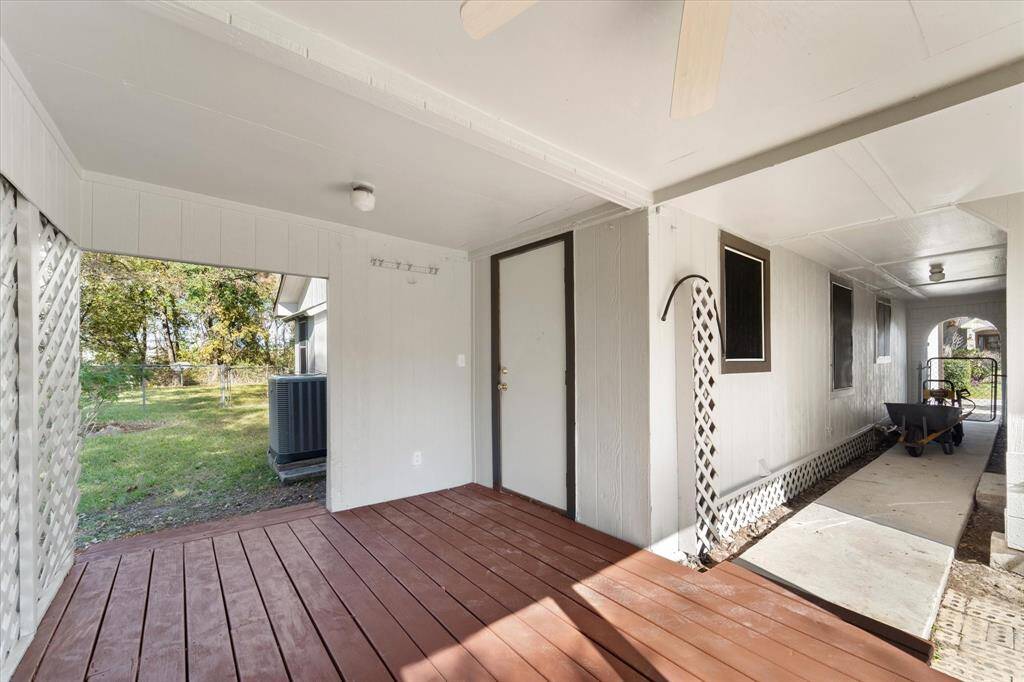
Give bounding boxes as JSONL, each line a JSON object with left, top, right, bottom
{"left": 32, "top": 218, "right": 81, "bottom": 598}
{"left": 0, "top": 179, "right": 21, "bottom": 675}
{"left": 691, "top": 280, "right": 720, "bottom": 556}
{"left": 0, "top": 177, "right": 80, "bottom": 679}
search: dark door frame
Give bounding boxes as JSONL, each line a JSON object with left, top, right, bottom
{"left": 490, "top": 231, "right": 576, "bottom": 519}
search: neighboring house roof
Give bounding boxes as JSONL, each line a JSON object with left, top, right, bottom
{"left": 274, "top": 274, "right": 327, "bottom": 322}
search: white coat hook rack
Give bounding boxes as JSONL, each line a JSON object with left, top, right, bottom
{"left": 369, "top": 257, "right": 440, "bottom": 275}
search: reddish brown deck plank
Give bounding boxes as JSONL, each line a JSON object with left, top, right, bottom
{"left": 310, "top": 513, "right": 495, "bottom": 681}
{"left": 32, "top": 558, "right": 117, "bottom": 682}
{"left": 11, "top": 563, "right": 85, "bottom": 682}
{"left": 263, "top": 522, "right": 391, "bottom": 681}
{"left": 378, "top": 498, "right": 649, "bottom": 681}
{"left": 139, "top": 544, "right": 187, "bottom": 682}
{"left": 402, "top": 494, "right": 698, "bottom": 681}
{"left": 212, "top": 531, "right": 288, "bottom": 682}
{"left": 362, "top": 502, "right": 632, "bottom": 682}
{"left": 288, "top": 517, "right": 443, "bottom": 682}
{"left": 424, "top": 491, "right": 754, "bottom": 681}
{"left": 183, "top": 538, "right": 236, "bottom": 682}
{"left": 238, "top": 527, "right": 341, "bottom": 681}
{"left": 346, "top": 503, "right": 569, "bottom": 679}
{"left": 16, "top": 487, "right": 951, "bottom": 682}
{"left": 86, "top": 550, "right": 152, "bottom": 681}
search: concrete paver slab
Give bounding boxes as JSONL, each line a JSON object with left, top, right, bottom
{"left": 738, "top": 421, "right": 999, "bottom": 639}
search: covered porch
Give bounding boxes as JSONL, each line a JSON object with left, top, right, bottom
{"left": 14, "top": 485, "right": 946, "bottom": 681}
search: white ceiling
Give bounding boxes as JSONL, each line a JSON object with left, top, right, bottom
{"left": 255, "top": 0, "right": 1024, "bottom": 191}
{"left": 672, "top": 84, "right": 1022, "bottom": 299}
{"left": 1, "top": 0, "right": 1021, "bottom": 259}
{"left": 0, "top": 0, "right": 603, "bottom": 251}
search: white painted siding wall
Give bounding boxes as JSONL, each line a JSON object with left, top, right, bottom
{"left": 330, "top": 234, "right": 472, "bottom": 510}
{"left": 651, "top": 204, "right": 907, "bottom": 555}
{"left": 574, "top": 212, "right": 651, "bottom": 546}
{"left": 81, "top": 173, "right": 329, "bottom": 279}
{"left": 309, "top": 310, "right": 327, "bottom": 374}
{"left": 0, "top": 43, "right": 81, "bottom": 242}
{"left": 960, "top": 191, "right": 1020, "bottom": 548}
{"left": 470, "top": 210, "right": 653, "bottom": 547}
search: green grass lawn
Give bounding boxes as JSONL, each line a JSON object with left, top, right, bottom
{"left": 79, "top": 384, "right": 323, "bottom": 546}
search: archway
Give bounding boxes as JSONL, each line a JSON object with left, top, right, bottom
{"left": 920, "top": 316, "right": 1003, "bottom": 422}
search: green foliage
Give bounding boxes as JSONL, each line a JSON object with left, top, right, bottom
{"left": 79, "top": 364, "right": 134, "bottom": 434}
{"left": 941, "top": 358, "right": 970, "bottom": 391}
{"left": 80, "top": 253, "right": 287, "bottom": 366}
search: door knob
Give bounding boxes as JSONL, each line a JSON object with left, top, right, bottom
{"left": 497, "top": 382, "right": 509, "bottom": 392}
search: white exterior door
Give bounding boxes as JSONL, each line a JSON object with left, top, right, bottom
{"left": 497, "top": 240, "right": 568, "bottom": 510}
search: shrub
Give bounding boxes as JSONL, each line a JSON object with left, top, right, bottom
{"left": 80, "top": 365, "right": 133, "bottom": 434}
{"left": 941, "top": 358, "right": 970, "bottom": 391}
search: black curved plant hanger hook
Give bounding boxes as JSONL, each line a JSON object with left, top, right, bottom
{"left": 660, "top": 274, "right": 724, "bottom": 354}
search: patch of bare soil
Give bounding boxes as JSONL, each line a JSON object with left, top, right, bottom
{"left": 86, "top": 420, "right": 167, "bottom": 437}
{"left": 944, "top": 426, "right": 1022, "bottom": 605}
{"left": 76, "top": 477, "right": 326, "bottom": 549}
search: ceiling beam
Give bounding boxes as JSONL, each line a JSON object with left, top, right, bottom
{"left": 653, "top": 58, "right": 1024, "bottom": 204}
{"left": 142, "top": 0, "right": 653, "bottom": 209}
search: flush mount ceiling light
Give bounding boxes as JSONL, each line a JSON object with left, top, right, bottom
{"left": 929, "top": 263, "right": 945, "bottom": 282}
{"left": 351, "top": 183, "right": 376, "bottom": 212}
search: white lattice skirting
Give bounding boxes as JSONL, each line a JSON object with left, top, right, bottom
{"left": 716, "top": 427, "right": 878, "bottom": 540}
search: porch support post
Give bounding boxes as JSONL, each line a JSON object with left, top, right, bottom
{"left": 1006, "top": 208, "right": 1024, "bottom": 551}
{"left": 14, "top": 199, "right": 40, "bottom": 634}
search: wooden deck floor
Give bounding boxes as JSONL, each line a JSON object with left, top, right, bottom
{"left": 14, "top": 484, "right": 950, "bottom": 681}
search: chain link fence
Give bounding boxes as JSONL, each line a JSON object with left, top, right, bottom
{"left": 82, "top": 363, "right": 292, "bottom": 407}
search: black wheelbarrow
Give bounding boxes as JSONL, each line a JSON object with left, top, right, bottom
{"left": 884, "top": 402, "right": 962, "bottom": 456}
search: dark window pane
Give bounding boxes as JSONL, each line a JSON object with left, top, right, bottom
{"left": 832, "top": 283, "right": 854, "bottom": 389}
{"left": 876, "top": 301, "right": 891, "bottom": 358}
{"left": 724, "top": 248, "right": 764, "bottom": 360}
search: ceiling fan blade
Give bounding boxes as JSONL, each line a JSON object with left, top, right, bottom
{"left": 671, "top": 0, "right": 731, "bottom": 119}
{"left": 460, "top": 0, "right": 537, "bottom": 40}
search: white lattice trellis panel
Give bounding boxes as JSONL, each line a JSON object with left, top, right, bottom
{"left": 692, "top": 280, "right": 719, "bottom": 556}
{"left": 32, "top": 218, "right": 80, "bottom": 600}
{"left": 0, "top": 179, "right": 20, "bottom": 673}
{"left": 717, "top": 429, "right": 877, "bottom": 539}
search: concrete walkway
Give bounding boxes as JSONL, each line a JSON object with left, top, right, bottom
{"left": 738, "top": 420, "right": 1000, "bottom": 639}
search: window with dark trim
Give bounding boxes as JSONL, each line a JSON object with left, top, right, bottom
{"left": 831, "top": 276, "right": 854, "bottom": 390}
{"left": 875, "top": 297, "right": 892, "bottom": 362}
{"left": 720, "top": 231, "right": 771, "bottom": 373}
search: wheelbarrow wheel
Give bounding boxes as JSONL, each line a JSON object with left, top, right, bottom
{"left": 942, "top": 441, "right": 955, "bottom": 455}
{"left": 905, "top": 444, "right": 923, "bottom": 457}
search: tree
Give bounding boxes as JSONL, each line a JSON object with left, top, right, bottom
{"left": 80, "top": 253, "right": 287, "bottom": 367}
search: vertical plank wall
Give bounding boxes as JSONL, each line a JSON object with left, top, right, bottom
{"left": 574, "top": 212, "right": 651, "bottom": 546}
{"left": 650, "top": 204, "right": 908, "bottom": 556}
{"left": 471, "top": 211, "right": 653, "bottom": 548}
